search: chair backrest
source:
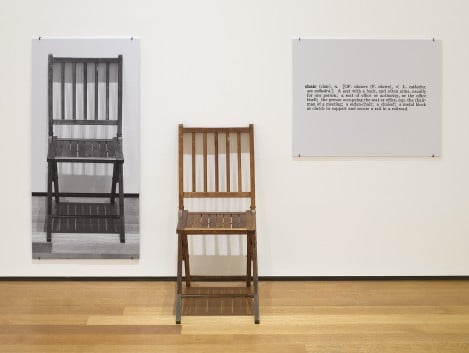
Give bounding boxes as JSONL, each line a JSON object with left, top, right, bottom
{"left": 48, "top": 54, "right": 123, "bottom": 137}
{"left": 178, "top": 124, "right": 256, "bottom": 211}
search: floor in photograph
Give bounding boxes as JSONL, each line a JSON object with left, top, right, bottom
{"left": 32, "top": 196, "right": 139, "bottom": 259}
{"left": 0, "top": 280, "right": 469, "bottom": 352}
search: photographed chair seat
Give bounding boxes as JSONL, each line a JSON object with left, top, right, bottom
{"left": 46, "top": 55, "right": 125, "bottom": 243}
{"left": 176, "top": 124, "right": 259, "bottom": 324}
{"left": 48, "top": 137, "right": 123, "bottom": 163}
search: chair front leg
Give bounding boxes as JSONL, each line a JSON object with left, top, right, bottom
{"left": 176, "top": 232, "right": 183, "bottom": 324}
{"left": 252, "top": 231, "right": 260, "bottom": 324}
{"left": 46, "top": 163, "right": 53, "bottom": 242}
{"left": 118, "top": 163, "right": 125, "bottom": 243}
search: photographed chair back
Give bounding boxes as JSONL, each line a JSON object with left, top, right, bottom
{"left": 48, "top": 55, "right": 123, "bottom": 138}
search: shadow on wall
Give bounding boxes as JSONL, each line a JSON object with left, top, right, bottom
{"left": 58, "top": 174, "right": 114, "bottom": 193}
{"left": 189, "top": 255, "right": 246, "bottom": 276}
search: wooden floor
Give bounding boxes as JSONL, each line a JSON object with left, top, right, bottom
{"left": 1, "top": 280, "right": 469, "bottom": 352}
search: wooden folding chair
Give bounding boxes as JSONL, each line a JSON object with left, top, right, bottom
{"left": 46, "top": 55, "right": 125, "bottom": 243}
{"left": 176, "top": 124, "right": 259, "bottom": 324}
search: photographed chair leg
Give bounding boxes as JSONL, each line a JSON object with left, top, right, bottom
{"left": 182, "top": 234, "right": 191, "bottom": 287}
{"left": 118, "top": 163, "right": 125, "bottom": 243}
{"left": 176, "top": 233, "right": 183, "bottom": 324}
{"left": 46, "top": 163, "right": 53, "bottom": 242}
{"left": 53, "top": 162, "right": 60, "bottom": 203}
{"left": 246, "top": 234, "right": 252, "bottom": 287}
{"left": 110, "top": 163, "right": 117, "bottom": 204}
{"left": 252, "top": 231, "right": 260, "bottom": 324}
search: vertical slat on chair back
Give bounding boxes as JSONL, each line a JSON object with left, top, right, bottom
{"left": 47, "top": 55, "right": 123, "bottom": 137}
{"left": 178, "top": 125, "right": 256, "bottom": 210}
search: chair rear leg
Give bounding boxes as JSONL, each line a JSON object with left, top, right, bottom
{"left": 252, "top": 231, "right": 260, "bottom": 324}
{"left": 46, "top": 163, "right": 53, "bottom": 242}
{"left": 176, "top": 233, "right": 183, "bottom": 324}
{"left": 118, "top": 163, "right": 125, "bottom": 243}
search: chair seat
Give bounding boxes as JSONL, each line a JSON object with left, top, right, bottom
{"left": 47, "top": 137, "right": 124, "bottom": 163}
{"left": 177, "top": 210, "right": 256, "bottom": 234}
{"left": 50, "top": 202, "right": 122, "bottom": 234}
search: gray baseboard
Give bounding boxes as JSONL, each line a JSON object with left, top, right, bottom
{"left": 1, "top": 276, "right": 468, "bottom": 281}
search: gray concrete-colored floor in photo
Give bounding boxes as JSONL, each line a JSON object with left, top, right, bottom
{"left": 32, "top": 196, "right": 139, "bottom": 259}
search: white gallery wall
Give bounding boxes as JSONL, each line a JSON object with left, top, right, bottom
{"left": 1, "top": 0, "right": 469, "bottom": 276}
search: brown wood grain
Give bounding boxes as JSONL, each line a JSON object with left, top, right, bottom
{"left": 176, "top": 125, "right": 258, "bottom": 322}
{"left": 1, "top": 281, "right": 469, "bottom": 352}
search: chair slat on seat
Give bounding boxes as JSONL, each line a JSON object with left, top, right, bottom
{"left": 176, "top": 124, "right": 259, "bottom": 324}
{"left": 207, "top": 214, "right": 216, "bottom": 227}
{"left": 240, "top": 213, "right": 247, "bottom": 228}
{"left": 114, "top": 139, "right": 124, "bottom": 160}
{"left": 107, "top": 140, "right": 115, "bottom": 158}
{"left": 232, "top": 213, "right": 241, "bottom": 228}
{"left": 91, "top": 142, "right": 100, "bottom": 158}
{"left": 54, "top": 138, "right": 63, "bottom": 157}
{"left": 78, "top": 141, "right": 86, "bottom": 157}
{"left": 59, "top": 140, "right": 69, "bottom": 157}
{"left": 59, "top": 140, "right": 70, "bottom": 157}
{"left": 200, "top": 214, "right": 208, "bottom": 228}
{"left": 99, "top": 141, "right": 107, "bottom": 157}
{"left": 216, "top": 213, "right": 224, "bottom": 228}
{"left": 186, "top": 214, "right": 195, "bottom": 228}
{"left": 223, "top": 213, "right": 232, "bottom": 228}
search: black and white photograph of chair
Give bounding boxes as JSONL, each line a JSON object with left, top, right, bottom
{"left": 31, "top": 38, "right": 140, "bottom": 259}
